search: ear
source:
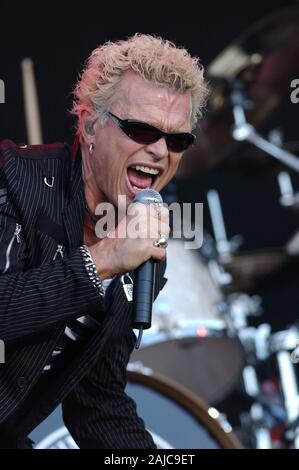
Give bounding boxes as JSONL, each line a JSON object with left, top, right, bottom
{"left": 80, "top": 109, "right": 98, "bottom": 145}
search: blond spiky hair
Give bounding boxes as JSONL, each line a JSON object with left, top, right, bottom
{"left": 71, "top": 33, "right": 209, "bottom": 140}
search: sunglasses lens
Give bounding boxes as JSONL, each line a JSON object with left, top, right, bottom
{"left": 167, "top": 133, "right": 195, "bottom": 152}
{"left": 125, "top": 122, "right": 160, "bottom": 144}
{"left": 119, "top": 115, "right": 195, "bottom": 152}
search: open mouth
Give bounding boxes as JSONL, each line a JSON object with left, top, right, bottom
{"left": 126, "top": 164, "right": 161, "bottom": 194}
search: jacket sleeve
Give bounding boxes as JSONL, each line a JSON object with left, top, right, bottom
{"left": 0, "top": 247, "right": 103, "bottom": 342}
{"left": 62, "top": 331, "right": 156, "bottom": 449}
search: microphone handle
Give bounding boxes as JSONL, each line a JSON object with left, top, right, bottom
{"left": 132, "top": 259, "right": 156, "bottom": 329}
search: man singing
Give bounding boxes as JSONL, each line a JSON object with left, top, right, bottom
{"left": 0, "top": 33, "right": 208, "bottom": 448}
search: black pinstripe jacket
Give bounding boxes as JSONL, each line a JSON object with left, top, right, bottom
{"left": 0, "top": 138, "right": 166, "bottom": 448}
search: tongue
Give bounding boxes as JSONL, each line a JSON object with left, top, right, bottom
{"left": 127, "top": 168, "right": 153, "bottom": 189}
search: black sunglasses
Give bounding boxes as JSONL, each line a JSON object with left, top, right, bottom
{"left": 107, "top": 112, "right": 195, "bottom": 153}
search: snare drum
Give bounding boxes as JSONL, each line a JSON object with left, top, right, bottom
{"left": 132, "top": 238, "right": 244, "bottom": 404}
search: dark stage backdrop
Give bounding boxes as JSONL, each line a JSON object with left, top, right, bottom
{"left": 0, "top": 0, "right": 299, "bottom": 329}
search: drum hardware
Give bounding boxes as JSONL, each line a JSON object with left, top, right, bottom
{"left": 206, "top": 189, "right": 243, "bottom": 263}
{"left": 208, "top": 259, "right": 232, "bottom": 288}
{"left": 206, "top": 189, "right": 232, "bottom": 262}
{"left": 207, "top": 173, "right": 295, "bottom": 288}
{"left": 269, "top": 328, "right": 299, "bottom": 433}
{"left": 217, "top": 292, "right": 275, "bottom": 448}
{"left": 263, "top": 327, "right": 299, "bottom": 449}
{"left": 278, "top": 171, "right": 299, "bottom": 212}
{"left": 228, "top": 320, "right": 299, "bottom": 448}
{"left": 170, "top": 6, "right": 299, "bottom": 448}
{"left": 268, "top": 129, "right": 284, "bottom": 149}
{"left": 220, "top": 264, "right": 299, "bottom": 449}
{"left": 265, "top": 133, "right": 299, "bottom": 210}
{"left": 198, "top": 230, "right": 219, "bottom": 262}
{"left": 224, "top": 293, "right": 263, "bottom": 333}
{"left": 207, "top": 406, "right": 234, "bottom": 436}
{"left": 239, "top": 385, "right": 280, "bottom": 450}
{"left": 205, "top": 185, "right": 299, "bottom": 447}
{"left": 247, "top": 403, "right": 272, "bottom": 449}
{"left": 285, "top": 424, "right": 299, "bottom": 449}
{"left": 226, "top": 333, "right": 272, "bottom": 448}
{"left": 175, "top": 6, "right": 299, "bottom": 179}
{"left": 229, "top": 79, "right": 299, "bottom": 174}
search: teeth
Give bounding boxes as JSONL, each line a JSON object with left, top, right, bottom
{"left": 131, "top": 165, "right": 159, "bottom": 175}
{"left": 132, "top": 185, "right": 151, "bottom": 191}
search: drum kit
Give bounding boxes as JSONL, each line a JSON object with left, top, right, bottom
{"left": 29, "top": 6, "right": 299, "bottom": 449}
{"left": 130, "top": 5, "right": 299, "bottom": 449}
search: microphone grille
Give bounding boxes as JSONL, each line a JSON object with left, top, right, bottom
{"left": 133, "top": 188, "right": 163, "bottom": 205}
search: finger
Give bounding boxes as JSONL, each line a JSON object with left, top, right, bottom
{"left": 159, "top": 205, "right": 169, "bottom": 225}
{"left": 157, "top": 221, "right": 170, "bottom": 239}
{"left": 151, "top": 246, "right": 167, "bottom": 262}
{"left": 150, "top": 203, "right": 169, "bottom": 223}
{"left": 146, "top": 219, "right": 170, "bottom": 240}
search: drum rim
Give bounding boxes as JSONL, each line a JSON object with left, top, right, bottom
{"left": 127, "top": 366, "right": 242, "bottom": 449}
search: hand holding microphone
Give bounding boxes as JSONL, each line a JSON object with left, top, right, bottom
{"left": 88, "top": 190, "right": 169, "bottom": 343}
{"left": 131, "top": 189, "right": 168, "bottom": 348}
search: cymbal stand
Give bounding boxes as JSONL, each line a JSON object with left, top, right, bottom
{"left": 230, "top": 80, "right": 299, "bottom": 174}
{"left": 277, "top": 171, "right": 299, "bottom": 214}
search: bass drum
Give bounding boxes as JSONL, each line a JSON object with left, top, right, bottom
{"left": 126, "top": 366, "right": 241, "bottom": 449}
{"left": 31, "top": 367, "right": 241, "bottom": 449}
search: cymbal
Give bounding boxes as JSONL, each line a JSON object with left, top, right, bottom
{"left": 176, "top": 6, "right": 299, "bottom": 178}
{"left": 223, "top": 249, "right": 287, "bottom": 277}
{"left": 220, "top": 248, "right": 293, "bottom": 292}
{"left": 217, "top": 140, "right": 299, "bottom": 177}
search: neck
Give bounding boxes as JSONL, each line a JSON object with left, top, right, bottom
{"left": 81, "top": 143, "right": 118, "bottom": 242}
{"left": 80, "top": 144, "right": 127, "bottom": 241}
{"left": 81, "top": 143, "right": 106, "bottom": 215}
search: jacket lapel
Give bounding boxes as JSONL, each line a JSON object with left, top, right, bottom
{"left": 62, "top": 142, "right": 85, "bottom": 251}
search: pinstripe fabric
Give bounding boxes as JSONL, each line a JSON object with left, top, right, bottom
{"left": 0, "top": 139, "right": 167, "bottom": 448}
{"left": 43, "top": 276, "right": 114, "bottom": 372}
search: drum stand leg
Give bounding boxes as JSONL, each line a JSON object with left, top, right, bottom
{"left": 276, "top": 351, "right": 299, "bottom": 448}
{"left": 242, "top": 365, "right": 272, "bottom": 449}
{"left": 250, "top": 404, "right": 272, "bottom": 450}
{"left": 239, "top": 330, "right": 299, "bottom": 448}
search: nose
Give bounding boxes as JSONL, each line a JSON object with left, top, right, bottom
{"left": 145, "top": 137, "right": 168, "bottom": 160}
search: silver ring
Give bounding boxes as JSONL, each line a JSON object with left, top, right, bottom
{"left": 153, "top": 235, "right": 168, "bottom": 248}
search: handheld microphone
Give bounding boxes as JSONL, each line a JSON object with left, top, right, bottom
{"left": 131, "top": 188, "right": 163, "bottom": 349}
